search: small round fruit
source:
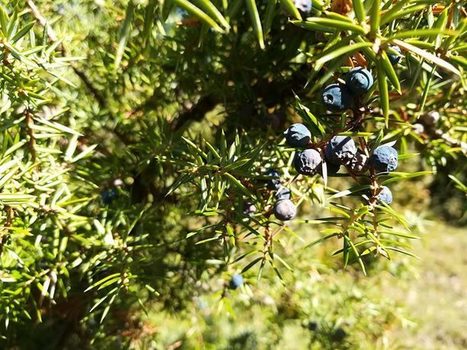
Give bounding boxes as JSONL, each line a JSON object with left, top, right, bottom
{"left": 273, "top": 199, "right": 297, "bottom": 221}
{"left": 370, "top": 145, "right": 398, "bottom": 173}
{"left": 294, "top": 0, "right": 312, "bottom": 13}
{"left": 322, "top": 83, "right": 353, "bottom": 111}
{"left": 243, "top": 202, "right": 257, "bottom": 216}
{"left": 275, "top": 186, "right": 292, "bottom": 201}
{"left": 345, "top": 67, "right": 374, "bottom": 96}
{"left": 420, "top": 111, "right": 440, "bottom": 127}
{"left": 388, "top": 45, "right": 402, "bottom": 65}
{"left": 332, "top": 327, "right": 347, "bottom": 342}
{"left": 284, "top": 123, "right": 311, "bottom": 148}
{"left": 376, "top": 186, "right": 393, "bottom": 204}
{"left": 229, "top": 274, "right": 244, "bottom": 289}
{"left": 266, "top": 169, "right": 281, "bottom": 190}
{"left": 294, "top": 149, "right": 322, "bottom": 175}
{"left": 307, "top": 321, "right": 318, "bottom": 331}
{"left": 325, "top": 136, "right": 357, "bottom": 164}
{"left": 101, "top": 188, "right": 117, "bottom": 204}
{"left": 412, "top": 123, "right": 424, "bottom": 134}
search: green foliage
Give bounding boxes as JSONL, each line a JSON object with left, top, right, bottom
{"left": 0, "top": 0, "right": 465, "bottom": 347}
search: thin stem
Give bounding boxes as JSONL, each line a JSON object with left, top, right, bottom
{"left": 0, "top": 206, "right": 14, "bottom": 256}
{"left": 25, "top": 108, "right": 37, "bottom": 162}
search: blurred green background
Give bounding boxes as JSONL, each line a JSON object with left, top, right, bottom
{"left": 85, "top": 220, "right": 467, "bottom": 350}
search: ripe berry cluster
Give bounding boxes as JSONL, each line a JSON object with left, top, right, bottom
{"left": 265, "top": 169, "right": 298, "bottom": 221}
{"left": 270, "top": 67, "right": 400, "bottom": 221}
{"left": 322, "top": 67, "right": 373, "bottom": 112}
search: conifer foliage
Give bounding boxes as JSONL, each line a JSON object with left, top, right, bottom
{"left": 0, "top": 0, "right": 465, "bottom": 346}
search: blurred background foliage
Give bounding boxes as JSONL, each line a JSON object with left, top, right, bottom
{"left": 0, "top": 0, "right": 465, "bottom": 348}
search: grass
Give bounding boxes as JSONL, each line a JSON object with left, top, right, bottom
{"left": 384, "top": 221, "right": 467, "bottom": 349}
{"left": 107, "top": 219, "right": 466, "bottom": 350}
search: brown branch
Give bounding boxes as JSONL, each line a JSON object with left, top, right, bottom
{"left": 0, "top": 206, "right": 14, "bottom": 256}
{"left": 359, "top": 137, "right": 379, "bottom": 207}
{"left": 26, "top": 0, "right": 57, "bottom": 41}
{"left": 27, "top": 0, "right": 136, "bottom": 153}
{"left": 71, "top": 67, "right": 106, "bottom": 109}
{"left": 126, "top": 88, "right": 161, "bottom": 119}
{"left": 170, "top": 94, "right": 218, "bottom": 131}
{"left": 25, "top": 108, "right": 37, "bottom": 162}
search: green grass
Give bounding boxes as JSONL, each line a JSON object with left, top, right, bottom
{"left": 385, "top": 222, "right": 467, "bottom": 350}
{"left": 100, "top": 220, "right": 466, "bottom": 349}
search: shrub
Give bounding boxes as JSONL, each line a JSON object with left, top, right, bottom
{"left": 0, "top": 0, "right": 465, "bottom": 346}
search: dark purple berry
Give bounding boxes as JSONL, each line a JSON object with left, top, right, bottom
{"left": 294, "top": 149, "right": 322, "bottom": 176}
{"left": 284, "top": 123, "right": 311, "bottom": 148}
{"left": 420, "top": 111, "right": 440, "bottom": 127}
{"left": 266, "top": 169, "right": 281, "bottom": 190}
{"left": 376, "top": 186, "right": 393, "bottom": 204}
{"left": 307, "top": 321, "right": 318, "bottom": 331}
{"left": 345, "top": 67, "right": 374, "bottom": 96}
{"left": 275, "top": 187, "right": 292, "bottom": 201}
{"left": 273, "top": 199, "right": 297, "bottom": 221}
{"left": 294, "top": 0, "right": 312, "bottom": 13}
{"left": 325, "top": 136, "right": 357, "bottom": 165}
{"left": 370, "top": 145, "right": 398, "bottom": 173}
{"left": 243, "top": 202, "right": 257, "bottom": 216}
{"left": 412, "top": 123, "right": 424, "bottom": 134}
{"left": 332, "top": 327, "right": 347, "bottom": 342}
{"left": 101, "top": 188, "right": 117, "bottom": 204}
{"left": 322, "top": 84, "right": 353, "bottom": 111}
{"left": 229, "top": 274, "right": 244, "bottom": 289}
{"left": 387, "top": 45, "right": 402, "bottom": 65}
